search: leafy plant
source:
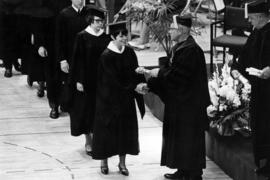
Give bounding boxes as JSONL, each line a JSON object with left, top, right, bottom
{"left": 127, "top": 0, "right": 181, "bottom": 56}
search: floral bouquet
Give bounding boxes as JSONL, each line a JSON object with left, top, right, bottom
{"left": 207, "top": 63, "right": 251, "bottom": 137}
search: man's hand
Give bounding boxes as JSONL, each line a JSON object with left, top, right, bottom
{"left": 60, "top": 60, "right": 69, "bottom": 73}
{"left": 76, "top": 82, "right": 84, "bottom": 92}
{"left": 38, "top": 46, "right": 48, "bottom": 57}
{"left": 135, "top": 83, "right": 149, "bottom": 95}
{"left": 259, "top": 66, "right": 270, "bottom": 79}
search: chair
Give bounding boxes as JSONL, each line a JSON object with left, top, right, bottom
{"left": 210, "top": 6, "right": 251, "bottom": 72}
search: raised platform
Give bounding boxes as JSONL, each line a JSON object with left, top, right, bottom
{"left": 206, "top": 129, "right": 266, "bottom": 180}
{"left": 144, "top": 93, "right": 267, "bottom": 180}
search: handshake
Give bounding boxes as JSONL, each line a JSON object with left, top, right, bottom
{"left": 134, "top": 67, "right": 160, "bottom": 95}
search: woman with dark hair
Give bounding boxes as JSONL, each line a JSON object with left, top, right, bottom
{"left": 92, "top": 22, "right": 145, "bottom": 176}
{"left": 69, "top": 7, "right": 110, "bottom": 156}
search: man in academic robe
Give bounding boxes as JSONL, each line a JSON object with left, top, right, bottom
{"left": 55, "top": 0, "right": 88, "bottom": 112}
{"left": 69, "top": 7, "right": 110, "bottom": 156}
{"left": 231, "top": 0, "right": 270, "bottom": 177}
{"left": 0, "top": 0, "right": 22, "bottom": 77}
{"left": 20, "top": 0, "right": 61, "bottom": 119}
{"left": 137, "top": 15, "right": 210, "bottom": 180}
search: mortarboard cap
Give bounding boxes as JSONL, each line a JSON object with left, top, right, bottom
{"left": 245, "top": 0, "right": 269, "bottom": 17}
{"left": 173, "top": 14, "right": 192, "bottom": 28}
{"left": 85, "top": 5, "right": 106, "bottom": 19}
{"left": 108, "top": 21, "right": 127, "bottom": 35}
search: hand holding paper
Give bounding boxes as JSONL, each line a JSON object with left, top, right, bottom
{"left": 246, "top": 67, "right": 270, "bottom": 79}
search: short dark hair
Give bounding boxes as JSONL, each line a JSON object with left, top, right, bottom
{"left": 110, "top": 29, "right": 128, "bottom": 38}
{"left": 85, "top": 14, "right": 95, "bottom": 24}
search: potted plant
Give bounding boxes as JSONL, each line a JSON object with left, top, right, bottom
{"left": 125, "top": 0, "right": 184, "bottom": 66}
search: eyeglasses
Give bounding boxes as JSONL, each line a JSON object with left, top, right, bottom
{"left": 94, "top": 19, "right": 104, "bottom": 23}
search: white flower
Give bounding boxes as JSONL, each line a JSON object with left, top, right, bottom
{"left": 219, "top": 104, "right": 228, "bottom": 111}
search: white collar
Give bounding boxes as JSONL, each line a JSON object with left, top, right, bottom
{"left": 72, "top": 5, "right": 83, "bottom": 12}
{"left": 85, "top": 26, "right": 104, "bottom": 37}
{"left": 107, "top": 41, "right": 125, "bottom": 54}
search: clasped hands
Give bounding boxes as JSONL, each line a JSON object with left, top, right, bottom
{"left": 134, "top": 67, "right": 160, "bottom": 95}
{"left": 135, "top": 83, "right": 149, "bottom": 95}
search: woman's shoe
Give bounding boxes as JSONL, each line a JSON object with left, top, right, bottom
{"left": 118, "top": 164, "right": 129, "bottom": 176}
{"left": 27, "top": 76, "right": 33, "bottom": 87}
{"left": 37, "top": 89, "right": 45, "bottom": 97}
{"left": 85, "top": 144, "right": 92, "bottom": 156}
{"left": 100, "top": 165, "right": 109, "bottom": 175}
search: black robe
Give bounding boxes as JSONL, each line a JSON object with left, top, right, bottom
{"left": 55, "top": 6, "right": 88, "bottom": 81}
{"left": 92, "top": 44, "right": 145, "bottom": 159}
{"left": 148, "top": 36, "right": 210, "bottom": 170}
{"left": 69, "top": 30, "right": 110, "bottom": 136}
{"left": 231, "top": 23, "right": 270, "bottom": 166}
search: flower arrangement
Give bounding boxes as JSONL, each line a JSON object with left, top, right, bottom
{"left": 207, "top": 63, "right": 251, "bottom": 137}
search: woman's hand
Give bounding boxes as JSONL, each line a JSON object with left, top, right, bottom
{"left": 38, "top": 46, "right": 48, "bottom": 57}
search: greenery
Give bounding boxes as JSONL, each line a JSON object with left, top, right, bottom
{"left": 127, "top": 0, "right": 180, "bottom": 56}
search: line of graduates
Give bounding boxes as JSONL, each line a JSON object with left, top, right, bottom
{"left": 0, "top": 1, "right": 211, "bottom": 179}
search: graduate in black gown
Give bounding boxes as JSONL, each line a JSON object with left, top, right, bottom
{"left": 231, "top": 1, "right": 270, "bottom": 177}
{"left": 0, "top": 0, "right": 22, "bottom": 77}
{"left": 92, "top": 22, "right": 145, "bottom": 176}
{"left": 55, "top": 0, "right": 88, "bottom": 113}
{"left": 137, "top": 15, "right": 210, "bottom": 180}
{"left": 69, "top": 7, "right": 110, "bottom": 156}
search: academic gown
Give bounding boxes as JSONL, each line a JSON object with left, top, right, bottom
{"left": 148, "top": 36, "right": 210, "bottom": 170}
{"left": 0, "top": 1, "right": 20, "bottom": 69}
{"left": 231, "top": 23, "right": 270, "bottom": 166}
{"left": 92, "top": 44, "right": 145, "bottom": 159}
{"left": 55, "top": 6, "right": 88, "bottom": 81}
{"left": 69, "top": 29, "right": 110, "bottom": 136}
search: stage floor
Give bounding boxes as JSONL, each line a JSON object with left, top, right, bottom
{"left": 0, "top": 67, "right": 232, "bottom": 179}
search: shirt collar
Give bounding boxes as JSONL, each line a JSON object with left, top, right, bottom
{"left": 72, "top": 5, "right": 83, "bottom": 12}
{"left": 85, "top": 26, "right": 104, "bottom": 37}
{"left": 107, "top": 41, "right": 125, "bottom": 54}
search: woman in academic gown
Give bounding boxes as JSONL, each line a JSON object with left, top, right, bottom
{"left": 68, "top": 7, "right": 110, "bottom": 155}
{"left": 91, "top": 22, "right": 145, "bottom": 176}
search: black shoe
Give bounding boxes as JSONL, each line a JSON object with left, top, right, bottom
{"left": 60, "top": 106, "right": 68, "bottom": 113}
{"left": 4, "top": 69, "right": 12, "bottom": 78}
{"left": 164, "top": 171, "right": 183, "bottom": 179}
{"left": 100, "top": 165, "right": 109, "bottom": 175}
{"left": 85, "top": 144, "right": 92, "bottom": 156}
{"left": 49, "top": 108, "right": 59, "bottom": 119}
{"left": 37, "top": 89, "right": 45, "bottom": 97}
{"left": 27, "top": 76, "right": 33, "bottom": 87}
{"left": 118, "top": 164, "right": 129, "bottom": 176}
